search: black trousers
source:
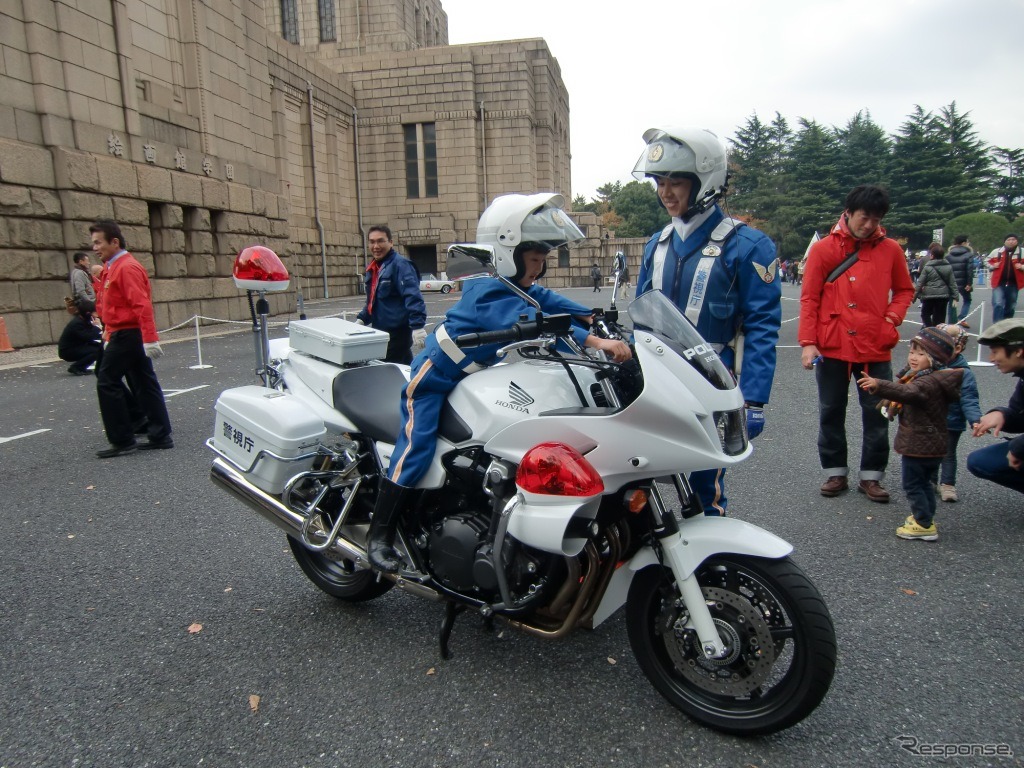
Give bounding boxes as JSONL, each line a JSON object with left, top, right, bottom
{"left": 96, "top": 329, "right": 172, "bottom": 446}
{"left": 381, "top": 326, "right": 413, "bottom": 365}
{"left": 919, "top": 298, "right": 948, "bottom": 328}
{"left": 815, "top": 357, "right": 892, "bottom": 479}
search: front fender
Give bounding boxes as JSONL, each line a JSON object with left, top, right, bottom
{"left": 588, "top": 517, "right": 792, "bottom": 628}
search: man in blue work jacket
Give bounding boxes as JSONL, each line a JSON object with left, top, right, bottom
{"left": 357, "top": 225, "right": 427, "bottom": 364}
{"left": 634, "top": 126, "right": 782, "bottom": 515}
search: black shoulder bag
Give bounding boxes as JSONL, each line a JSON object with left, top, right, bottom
{"left": 826, "top": 250, "right": 859, "bottom": 283}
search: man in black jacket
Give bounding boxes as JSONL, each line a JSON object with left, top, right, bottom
{"left": 967, "top": 318, "right": 1024, "bottom": 496}
{"left": 946, "top": 234, "right": 975, "bottom": 326}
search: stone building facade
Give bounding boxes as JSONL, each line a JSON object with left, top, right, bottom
{"left": 0, "top": 0, "right": 626, "bottom": 349}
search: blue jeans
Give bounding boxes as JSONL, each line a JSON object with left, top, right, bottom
{"left": 940, "top": 429, "right": 964, "bottom": 486}
{"left": 992, "top": 284, "right": 1019, "bottom": 322}
{"left": 967, "top": 442, "right": 1024, "bottom": 495}
{"left": 903, "top": 456, "right": 941, "bottom": 527}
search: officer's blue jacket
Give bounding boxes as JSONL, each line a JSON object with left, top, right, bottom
{"left": 636, "top": 206, "right": 781, "bottom": 405}
{"left": 357, "top": 249, "right": 426, "bottom": 331}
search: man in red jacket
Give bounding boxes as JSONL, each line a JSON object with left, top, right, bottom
{"left": 799, "top": 185, "right": 915, "bottom": 502}
{"left": 91, "top": 219, "right": 173, "bottom": 458}
{"left": 987, "top": 234, "right": 1024, "bottom": 322}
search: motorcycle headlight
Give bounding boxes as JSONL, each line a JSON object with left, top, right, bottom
{"left": 713, "top": 409, "right": 748, "bottom": 456}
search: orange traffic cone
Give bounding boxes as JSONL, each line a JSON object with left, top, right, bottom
{"left": 0, "top": 316, "right": 15, "bottom": 352}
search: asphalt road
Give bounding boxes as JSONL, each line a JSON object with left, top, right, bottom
{"left": 1, "top": 284, "right": 1021, "bottom": 768}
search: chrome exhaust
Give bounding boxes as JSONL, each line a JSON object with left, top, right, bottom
{"left": 211, "top": 458, "right": 366, "bottom": 564}
{"left": 210, "top": 458, "right": 442, "bottom": 601}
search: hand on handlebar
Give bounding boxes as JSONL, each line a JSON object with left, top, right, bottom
{"left": 588, "top": 336, "right": 632, "bottom": 362}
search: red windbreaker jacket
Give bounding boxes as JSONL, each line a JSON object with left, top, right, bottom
{"left": 96, "top": 252, "right": 160, "bottom": 343}
{"left": 798, "top": 216, "right": 914, "bottom": 363}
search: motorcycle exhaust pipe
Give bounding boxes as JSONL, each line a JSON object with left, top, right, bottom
{"left": 210, "top": 458, "right": 443, "bottom": 602}
{"left": 211, "top": 458, "right": 365, "bottom": 564}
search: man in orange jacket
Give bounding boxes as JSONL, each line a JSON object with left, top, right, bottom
{"left": 91, "top": 219, "right": 173, "bottom": 458}
{"left": 799, "top": 185, "right": 915, "bottom": 502}
{"left": 987, "top": 234, "right": 1024, "bottom": 322}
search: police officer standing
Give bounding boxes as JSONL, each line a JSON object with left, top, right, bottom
{"left": 633, "top": 127, "right": 781, "bottom": 515}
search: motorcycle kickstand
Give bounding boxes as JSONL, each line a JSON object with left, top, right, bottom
{"left": 439, "top": 601, "right": 466, "bottom": 660}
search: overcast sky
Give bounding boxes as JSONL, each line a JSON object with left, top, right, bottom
{"left": 442, "top": 0, "right": 1024, "bottom": 200}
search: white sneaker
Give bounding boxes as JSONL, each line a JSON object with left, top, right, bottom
{"left": 939, "top": 484, "right": 958, "bottom": 502}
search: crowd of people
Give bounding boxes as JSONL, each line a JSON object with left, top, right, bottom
{"left": 61, "top": 125, "right": 1022, "bottom": 556}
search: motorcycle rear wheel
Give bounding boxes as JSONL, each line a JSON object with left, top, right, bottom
{"left": 287, "top": 535, "right": 393, "bottom": 602}
{"left": 626, "top": 555, "right": 836, "bottom": 736}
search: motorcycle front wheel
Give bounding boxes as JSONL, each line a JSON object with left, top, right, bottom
{"left": 626, "top": 555, "right": 836, "bottom": 736}
{"left": 287, "top": 535, "right": 393, "bottom": 602}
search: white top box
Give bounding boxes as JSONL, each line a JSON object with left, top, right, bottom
{"left": 289, "top": 317, "right": 390, "bottom": 364}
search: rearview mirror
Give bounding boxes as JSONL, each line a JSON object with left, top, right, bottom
{"left": 445, "top": 243, "right": 497, "bottom": 281}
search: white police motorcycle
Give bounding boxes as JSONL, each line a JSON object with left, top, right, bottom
{"left": 208, "top": 244, "right": 836, "bottom": 736}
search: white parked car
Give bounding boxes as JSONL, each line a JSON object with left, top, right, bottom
{"left": 419, "top": 273, "right": 456, "bottom": 293}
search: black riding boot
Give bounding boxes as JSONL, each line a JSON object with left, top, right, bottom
{"left": 367, "top": 478, "right": 413, "bottom": 573}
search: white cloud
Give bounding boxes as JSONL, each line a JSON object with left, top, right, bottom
{"left": 443, "top": 0, "right": 1024, "bottom": 199}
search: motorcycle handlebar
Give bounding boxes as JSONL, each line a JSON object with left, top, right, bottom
{"left": 455, "top": 313, "right": 573, "bottom": 348}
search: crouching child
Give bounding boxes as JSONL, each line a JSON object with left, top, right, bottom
{"left": 857, "top": 327, "right": 963, "bottom": 541}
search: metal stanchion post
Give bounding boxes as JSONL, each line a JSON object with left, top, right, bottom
{"left": 969, "top": 301, "right": 994, "bottom": 368}
{"left": 189, "top": 315, "right": 212, "bottom": 370}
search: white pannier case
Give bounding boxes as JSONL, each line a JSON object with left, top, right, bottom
{"left": 289, "top": 318, "right": 390, "bottom": 365}
{"left": 212, "top": 385, "right": 327, "bottom": 493}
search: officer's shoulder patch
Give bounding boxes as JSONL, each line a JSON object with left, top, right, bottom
{"left": 753, "top": 258, "right": 779, "bottom": 284}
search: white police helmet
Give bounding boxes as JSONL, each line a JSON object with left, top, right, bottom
{"left": 632, "top": 127, "right": 729, "bottom": 219}
{"left": 475, "top": 193, "right": 585, "bottom": 279}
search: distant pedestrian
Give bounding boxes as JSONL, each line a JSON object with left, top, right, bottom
{"left": 58, "top": 297, "right": 101, "bottom": 376}
{"left": 945, "top": 235, "right": 975, "bottom": 327}
{"left": 934, "top": 324, "right": 983, "bottom": 502}
{"left": 987, "top": 234, "right": 1024, "bottom": 321}
{"left": 618, "top": 258, "right": 630, "bottom": 299}
{"left": 591, "top": 262, "right": 602, "bottom": 292}
{"left": 915, "top": 244, "right": 957, "bottom": 327}
{"left": 69, "top": 251, "right": 95, "bottom": 304}
{"left": 858, "top": 327, "right": 963, "bottom": 541}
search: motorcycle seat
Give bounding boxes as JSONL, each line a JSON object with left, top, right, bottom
{"left": 332, "top": 363, "right": 408, "bottom": 443}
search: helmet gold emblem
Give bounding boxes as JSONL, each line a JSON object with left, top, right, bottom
{"left": 647, "top": 143, "right": 664, "bottom": 163}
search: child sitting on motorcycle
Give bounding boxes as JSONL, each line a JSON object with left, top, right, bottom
{"left": 368, "top": 193, "right": 633, "bottom": 573}
{"left": 857, "top": 327, "right": 963, "bottom": 542}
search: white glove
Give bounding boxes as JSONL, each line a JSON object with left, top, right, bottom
{"left": 354, "top": 318, "right": 366, "bottom": 326}
{"left": 143, "top": 342, "right": 164, "bottom": 360}
{"left": 412, "top": 328, "right": 427, "bottom": 347}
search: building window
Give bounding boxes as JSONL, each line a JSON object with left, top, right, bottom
{"left": 281, "top": 0, "right": 299, "bottom": 43}
{"left": 403, "top": 123, "right": 438, "bottom": 199}
{"left": 317, "top": 0, "right": 336, "bottom": 42}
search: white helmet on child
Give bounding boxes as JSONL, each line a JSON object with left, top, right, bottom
{"left": 476, "top": 193, "right": 585, "bottom": 280}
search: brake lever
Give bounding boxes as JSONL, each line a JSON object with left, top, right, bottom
{"left": 498, "top": 336, "right": 557, "bottom": 358}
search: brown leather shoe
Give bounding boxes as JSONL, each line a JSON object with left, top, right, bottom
{"left": 820, "top": 476, "right": 849, "bottom": 497}
{"left": 857, "top": 479, "right": 890, "bottom": 503}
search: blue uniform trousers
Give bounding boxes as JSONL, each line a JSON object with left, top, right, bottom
{"left": 388, "top": 358, "right": 462, "bottom": 486}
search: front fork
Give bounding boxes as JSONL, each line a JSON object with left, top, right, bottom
{"left": 648, "top": 477, "right": 727, "bottom": 659}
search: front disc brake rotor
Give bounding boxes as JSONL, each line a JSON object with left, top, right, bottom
{"left": 664, "top": 586, "right": 776, "bottom": 695}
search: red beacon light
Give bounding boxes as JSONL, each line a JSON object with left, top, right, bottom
{"left": 233, "top": 245, "right": 290, "bottom": 292}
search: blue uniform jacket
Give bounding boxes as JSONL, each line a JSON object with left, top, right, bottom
{"left": 945, "top": 354, "right": 983, "bottom": 431}
{"left": 357, "top": 249, "right": 427, "bottom": 331}
{"left": 422, "top": 277, "right": 592, "bottom": 377}
{"left": 635, "top": 206, "right": 781, "bottom": 404}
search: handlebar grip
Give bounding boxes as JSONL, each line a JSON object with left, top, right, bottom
{"left": 454, "top": 327, "right": 521, "bottom": 348}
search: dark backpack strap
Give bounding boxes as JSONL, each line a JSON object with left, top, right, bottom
{"left": 826, "top": 250, "right": 859, "bottom": 283}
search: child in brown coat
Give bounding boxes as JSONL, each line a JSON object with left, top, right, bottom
{"left": 858, "top": 327, "right": 964, "bottom": 541}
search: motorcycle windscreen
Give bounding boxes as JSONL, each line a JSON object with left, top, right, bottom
{"left": 628, "top": 290, "right": 735, "bottom": 391}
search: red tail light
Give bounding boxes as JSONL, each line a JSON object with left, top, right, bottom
{"left": 517, "top": 442, "right": 604, "bottom": 497}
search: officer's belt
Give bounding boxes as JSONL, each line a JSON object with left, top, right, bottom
{"left": 435, "top": 323, "right": 485, "bottom": 374}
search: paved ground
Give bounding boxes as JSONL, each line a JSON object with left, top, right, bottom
{"left": 1, "top": 283, "right": 1021, "bottom": 767}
